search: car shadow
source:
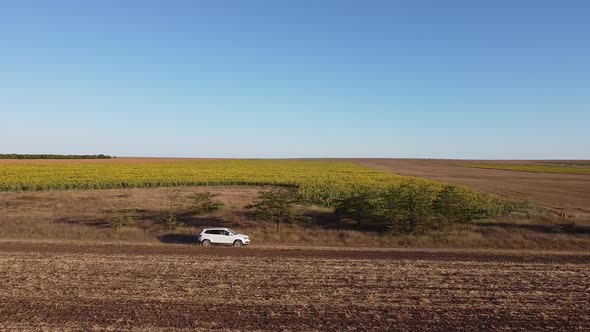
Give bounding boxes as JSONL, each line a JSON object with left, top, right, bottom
{"left": 158, "top": 233, "right": 199, "bottom": 244}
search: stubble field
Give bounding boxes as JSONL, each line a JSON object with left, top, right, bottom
{"left": 0, "top": 243, "right": 588, "bottom": 331}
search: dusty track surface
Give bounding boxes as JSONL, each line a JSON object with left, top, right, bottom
{"left": 1, "top": 243, "right": 588, "bottom": 331}
{"left": 354, "top": 159, "right": 590, "bottom": 216}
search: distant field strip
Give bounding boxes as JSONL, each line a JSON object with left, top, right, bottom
{"left": 458, "top": 164, "right": 590, "bottom": 175}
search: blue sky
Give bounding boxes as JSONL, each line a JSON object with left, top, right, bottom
{"left": 1, "top": 0, "right": 588, "bottom": 159}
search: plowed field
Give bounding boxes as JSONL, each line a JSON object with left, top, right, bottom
{"left": 354, "top": 159, "right": 590, "bottom": 216}
{"left": 0, "top": 243, "right": 588, "bottom": 331}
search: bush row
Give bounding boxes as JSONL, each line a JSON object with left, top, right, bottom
{"left": 334, "top": 184, "right": 528, "bottom": 233}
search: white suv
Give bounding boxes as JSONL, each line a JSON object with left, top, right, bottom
{"left": 197, "top": 227, "right": 250, "bottom": 247}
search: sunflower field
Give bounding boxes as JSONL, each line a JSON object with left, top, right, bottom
{"left": 0, "top": 159, "right": 523, "bottom": 216}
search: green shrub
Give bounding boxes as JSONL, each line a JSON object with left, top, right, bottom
{"left": 334, "top": 190, "right": 381, "bottom": 225}
{"left": 110, "top": 209, "right": 138, "bottom": 229}
{"left": 187, "top": 192, "right": 224, "bottom": 214}
{"left": 158, "top": 213, "right": 180, "bottom": 231}
{"left": 433, "top": 185, "right": 486, "bottom": 223}
{"left": 385, "top": 183, "right": 437, "bottom": 233}
{"left": 334, "top": 184, "right": 525, "bottom": 234}
{"left": 245, "top": 188, "right": 310, "bottom": 232}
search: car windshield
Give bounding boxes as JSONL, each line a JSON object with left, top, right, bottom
{"left": 227, "top": 229, "right": 237, "bottom": 235}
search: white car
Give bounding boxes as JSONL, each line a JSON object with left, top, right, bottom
{"left": 197, "top": 227, "right": 250, "bottom": 247}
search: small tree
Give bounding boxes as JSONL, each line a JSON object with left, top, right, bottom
{"left": 379, "top": 187, "right": 404, "bottom": 231}
{"left": 334, "top": 190, "right": 381, "bottom": 225}
{"left": 245, "top": 188, "right": 308, "bottom": 232}
{"left": 396, "top": 183, "right": 436, "bottom": 233}
{"left": 110, "top": 209, "right": 138, "bottom": 230}
{"left": 433, "top": 185, "right": 486, "bottom": 224}
{"left": 157, "top": 189, "right": 184, "bottom": 230}
{"left": 158, "top": 213, "right": 180, "bottom": 230}
{"left": 188, "top": 192, "right": 224, "bottom": 214}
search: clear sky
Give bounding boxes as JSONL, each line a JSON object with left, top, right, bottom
{"left": 1, "top": 0, "right": 588, "bottom": 159}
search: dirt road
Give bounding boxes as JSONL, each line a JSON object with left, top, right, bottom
{"left": 0, "top": 242, "right": 588, "bottom": 331}
{"left": 354, "top": 159, "right": 590, "bottom": 216}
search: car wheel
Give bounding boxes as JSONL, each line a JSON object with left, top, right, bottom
{"left": 233, "top": 240, "right": 243, "bottom": 247}
{"left": 201, "top": 239, "right": 211, "bottom": 247}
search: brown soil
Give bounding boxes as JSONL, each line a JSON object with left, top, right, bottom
{"left": 0, "top": 242, "right": 588, "bottom": 331}
{"left": 353, "top": 159, "right": 590, "bottom": 217}
{"left": 0, "top": 186, "right": 263, "bottom": 244}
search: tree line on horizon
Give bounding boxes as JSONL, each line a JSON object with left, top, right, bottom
{"left": 0, "top": 154, "right": 113, "bottom": 159}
